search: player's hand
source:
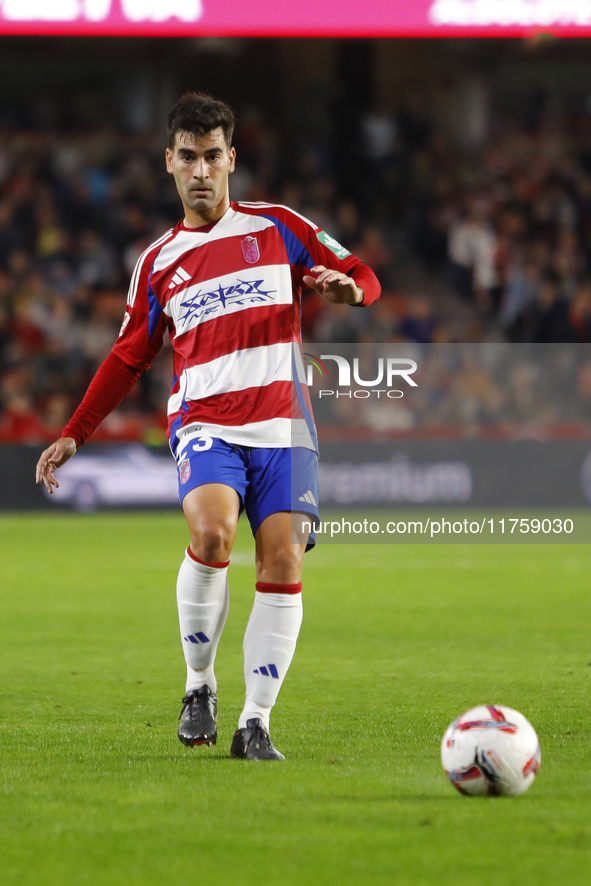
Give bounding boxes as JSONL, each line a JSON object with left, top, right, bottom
{"left": 35, "top": 437, "right": 77, "bottom": 494}
{"left": 303, "top": 265, "right": 364, "bottom": 305}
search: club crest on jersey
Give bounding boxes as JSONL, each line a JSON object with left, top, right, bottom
{"left": 241, "top": 236, "right": 260, "bottom": 264}
{"left": 179, "top": 458, "right": 191, "bottom": 484}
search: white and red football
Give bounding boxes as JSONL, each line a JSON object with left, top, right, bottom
{"left": 441, "top": 705, "right": 541, "bottom": 797}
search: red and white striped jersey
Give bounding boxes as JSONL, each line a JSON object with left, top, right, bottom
{"left": 110, "top": 201, "right": 380, "bottom": 453}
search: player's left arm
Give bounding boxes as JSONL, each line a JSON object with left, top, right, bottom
{"left": 295, "top": 218, "right": 381, "bottom": 306}
{"left": 302, "top": 263, "right": 379, "bottom": 306}
{"left": 254, "top": 205, "right": 381, "bottom": 306}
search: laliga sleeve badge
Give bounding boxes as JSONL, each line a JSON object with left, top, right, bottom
{"left": 241, "top": 236, "right": 260, "bottom": 264}
{"left": 316, "top": 230, "right": 351, "bottom": 259}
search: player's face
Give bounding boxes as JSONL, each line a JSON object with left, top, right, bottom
{"left": 166, "top": 128, "right": 236, "bottom": 227}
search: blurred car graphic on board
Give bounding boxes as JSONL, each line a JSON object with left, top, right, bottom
{"left": 43, "top": 445, "right": 178, "bottom": 512}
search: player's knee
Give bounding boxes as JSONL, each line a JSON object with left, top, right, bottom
{"left": 189, "top": 523, "right": 234, "bottom": 564}
{"left": 256, "top": 544, "right": 303, "bottom": 584}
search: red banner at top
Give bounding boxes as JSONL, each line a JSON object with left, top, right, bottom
{"left": 1, "top": 0, "right": 591, "bottom": 37}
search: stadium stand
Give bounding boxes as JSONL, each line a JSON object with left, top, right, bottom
{"left": 2, "top": 41, "right": 591, "bottom": 442}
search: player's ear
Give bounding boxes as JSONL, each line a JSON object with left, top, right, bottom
{"left": 229, "top": 146, "right": 236, "bottom": 174}
{"left": 165, "top": 147, "right": 173, "bottom": 174}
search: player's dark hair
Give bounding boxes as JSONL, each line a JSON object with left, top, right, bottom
{"left": 167, "top": 92, "right": 235, "bottom": 149}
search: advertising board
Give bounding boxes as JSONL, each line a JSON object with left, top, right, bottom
{"left": 2, "top": 0, "right": 591, "bottom": 37}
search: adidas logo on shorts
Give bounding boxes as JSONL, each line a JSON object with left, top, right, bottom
{"left": 298, "top": 490, "right": 317, "bottom": 506}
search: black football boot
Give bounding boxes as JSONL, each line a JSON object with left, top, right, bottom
{"left": 177, "top": 685, "right": 217, "bottom": 747}
{"left": 230, "top": 718, "right": 285, "bottom": 760}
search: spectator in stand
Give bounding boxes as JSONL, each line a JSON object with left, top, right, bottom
{"left": 529, "top": 274, "right": 574, "bottom": 342}
{"left": 0, "top": 200, "right": 24, "bottom": 266}
{"left": 447, "top": 196, "right": 500, "bottom": 309}
{"left": 568, "top": 282, "right": 591, "bottom": 342}
{"left": 398, "top": 295, "right": 437, "bottom": 344}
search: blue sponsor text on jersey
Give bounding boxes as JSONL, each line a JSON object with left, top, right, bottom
{"left": 178, "top": 278, "right": 277, "bottom": 326}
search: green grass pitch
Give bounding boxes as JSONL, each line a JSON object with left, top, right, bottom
{"left": 1, "top": 512, "right": 590, "bottom": 885}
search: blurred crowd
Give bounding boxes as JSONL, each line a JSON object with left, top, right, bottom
{"left": 2, "top": 89, "right": 591, "bottom": 442}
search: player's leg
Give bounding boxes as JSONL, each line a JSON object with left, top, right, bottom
{"left": 180, "top": 482, "right": 240, "bottom": 688}
{"left": 246, "top": 511, "right": 307, "bottom": 707}
{"left": 174, "top": 437, "right": 247, "bottom": 747}
{"left": 231, "top": 512, "right": 310, "bottom": 760}
{"left": 231, "top": 447, "right": 318, "bottom": 760}
{"left": 176, "top": 483, "right": 240, "bottom": 746}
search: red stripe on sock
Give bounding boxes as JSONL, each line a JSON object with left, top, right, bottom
{"left": 186, "top": 548, "right": 230, "bottom": 569}
{"left": 256, "top": 581, "right": 302, "bottom": 595}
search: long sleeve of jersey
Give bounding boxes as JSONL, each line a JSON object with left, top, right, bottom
{"left": 61, "top": 352, "right": 144, "bottom": 447}
{"left": 348, "top": 263, "right": 380, "bottom": 305}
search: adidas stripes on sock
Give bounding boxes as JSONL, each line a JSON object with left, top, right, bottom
{"left": 176, "top": 548, "right": 230, "bottom": 695}
{"left": 239, "top": 582, "right": 303, "bottom": 731}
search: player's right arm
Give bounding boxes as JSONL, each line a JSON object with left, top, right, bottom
{"left": 36, "top": 436, "right": 78, "bottom": 493}
{"left": 34, "top": 351, "right": 145, "bottom": 493}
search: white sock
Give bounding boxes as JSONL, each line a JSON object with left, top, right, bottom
{"left": 239, "top": 583, "right": 303, "bottom": 731}
{"left": 176, "top": 549, "right": 229, "bottom": 695}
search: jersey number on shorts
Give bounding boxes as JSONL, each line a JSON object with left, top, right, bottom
{"left": 192, "top": 436, "right": 213, "bottom": 451}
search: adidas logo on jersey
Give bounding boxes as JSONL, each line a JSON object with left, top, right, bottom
{"left": 183, "top": 631, "right": 210, "bottom": 645}
{"left": 253, "top": 664, "right": 279, "bottom": 678}
{"left": 169, "top": 266, "right": 191, "bottom": 289}
{"left": 298, "top": 490, "right": 317, "bottom": 506}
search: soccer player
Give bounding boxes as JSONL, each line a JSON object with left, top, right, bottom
{"left": 35, "top": 93, "right": 380, "bottom": 760}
